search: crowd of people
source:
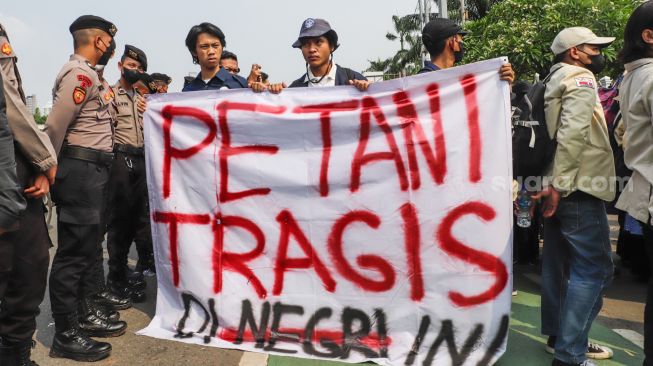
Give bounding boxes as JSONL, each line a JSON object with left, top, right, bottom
{"left": 0, "top": 2, "right": 652, "bottom": 365}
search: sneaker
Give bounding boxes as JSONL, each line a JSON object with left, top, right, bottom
{"left": 512, "top": 290, "right": 518, "bottom": 296}
{"left": 586, "top": 342, "right": 613, "bottom": 360}
{"left": 545, "top": 335, "right": 556, "bottom": 354}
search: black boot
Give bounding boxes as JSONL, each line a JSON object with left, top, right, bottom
{"left": 0, "top": 338, "right": 38, "bottom": 366}
{"left": 126, "top": 268, "right": 146, "bottom": 291}
{"left": 107, "top": 277, "right": 146, "bottom": 303}
{"left": 80, "top": 296, "right": 120, "bottom": 322}
{"left": 79, "top": 312, "right": 127, "bottom": 338}
{"left": 49, "top": 312, "right": 112, "bottom": 362}
{"left": 91, "top": 290, "right": 132, "bottom": 310}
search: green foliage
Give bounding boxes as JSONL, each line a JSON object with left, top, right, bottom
{"left": 33, "top": 107, "right": 47, "bottom": 124}
{"left": 463, "top": 0, "right": 640, "bottom": 80}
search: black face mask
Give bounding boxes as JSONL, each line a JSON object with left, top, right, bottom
{"left": 97, "top": 39, "right": 116, "bottom": 67}
{"left": 579, "top": 49, "right": 606, "bottom": 74}
{"left": 454, "top": 41, "right": 465, "bottom": 64}
{"left": 123, "top": 68, "right": 141, "bottom": 84}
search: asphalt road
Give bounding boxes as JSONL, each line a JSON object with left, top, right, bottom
{"left": 28, "top": 214, "right": 646, "bottom": 366}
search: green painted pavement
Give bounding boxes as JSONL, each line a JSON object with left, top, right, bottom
{"left": 268, "top": 276, "right": 644, "bottom": 366}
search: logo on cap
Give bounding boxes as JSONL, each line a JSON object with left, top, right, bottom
{"left": 303, "top": 18, "right": 315, "bottom": 29}
{"left": 128, "top": 50, "right": 138, "bottom": 59}
{"left": 109, "top": 24, "right": 117, "bottom": 37}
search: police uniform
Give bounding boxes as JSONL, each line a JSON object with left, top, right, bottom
{"left": 0, "top": 22, "right": 51, "bottom": 364}
{"left": 43, "top": 15, "right": 122, "bottom": 362}
{"left": 106, "top": 46, "right": 150, "bottom": 302}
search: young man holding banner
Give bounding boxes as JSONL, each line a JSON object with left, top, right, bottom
{"left": 420, "top": 18, "right": 515, "bottom": 84}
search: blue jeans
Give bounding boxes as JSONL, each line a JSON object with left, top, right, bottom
{"left": 541, "top": 191, "right": 613, "bottom": 364}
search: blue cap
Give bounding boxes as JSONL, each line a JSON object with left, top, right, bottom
{"left": 292, "top": 18, "right": 339, "bottom": 49}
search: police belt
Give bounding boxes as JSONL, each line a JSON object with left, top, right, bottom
{"left": 113, "top": 144, "right": 144, "bottom": 156}
{"left": 62, "top": 146, "right": 114, "bottom": 166}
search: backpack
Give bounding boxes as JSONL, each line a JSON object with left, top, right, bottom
{"left": 512, "top": 72, "right": 558, "bottom": 181}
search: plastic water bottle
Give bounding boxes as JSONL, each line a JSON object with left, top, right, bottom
{"left": 516, "top": 189, "right": 532, "bottom": 228}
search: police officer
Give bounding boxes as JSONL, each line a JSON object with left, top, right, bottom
{"left": 150, "top": 73, "right": 172, "bottom": 94}
{"left": 44, "top": 15, "right": 126, "bottom": 362}
{"left": 182, "top": 22, "right": 247, "bottom": 91}
{"left": 106, "top": 45, "right": 149, "bottom": 303}
{"left": 79, "top": 39, "right": 131, "bottom": 329}
{"left": 419, "top": 18, "right": 514, "bottom": 83}
{"left": 0, "top": 22, "right": 53, "bottom": 365}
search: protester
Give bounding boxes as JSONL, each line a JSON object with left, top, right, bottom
{"left": 615, "top": 2, "right": 653, "bottom": 364}
{"left": 420, "top": 18, "right": 514, "bottom": 83}
{"left": 150, "top": 73, "right": 172, "bottom": 93}
{"left": 182, "top": 22, "right": 247, "bottom": 91}
{"left": 220, "top": 50, "right": 240, "bottom": 75}
{"left": 0, "top": 22, "right": 57, "bottom": 365}
{"left": 43, "top": 15, "right": 121, "bottom": 362}
{"left": 534, "top": 27, "right": 616, "bottom": 366}
{"left": 106, "top": 45, "right": 150, "bottom": 304}
{"left": 250, "top": 18, "right": 367, "bottom": 94}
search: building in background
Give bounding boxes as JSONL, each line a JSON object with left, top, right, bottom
{"left": 25, "top": 94, "right": 37, "bottom": 115}
{"left": 363, "top": 71, "right": 384, "bottom": 83}
{"left": 43, "top": 100, "right": 53, "bottom": 116}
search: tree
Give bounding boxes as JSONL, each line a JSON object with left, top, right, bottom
{"left": 367, "top": 14, "right": 424, "bottom": 77}
{"left": 447, "top": 0, "right": 503, "bottom": 21}
{"left": 33, "top": 107, "right": 47, "bottom": 124}
{"left": 463, "top": 0, "right": 639, "bottom": 80}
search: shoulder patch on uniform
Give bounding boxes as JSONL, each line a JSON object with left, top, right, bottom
{"left": 77, "top": 74, "right": 93, "bottom": 89}
{"left": 575, "top": 77, "right": 595, "bottom": 89}
{"left": 73, "top": 86, "right": 87, "bottom": 105}
{"left": 1, "top": 42, "right": 12, "bottom": 56}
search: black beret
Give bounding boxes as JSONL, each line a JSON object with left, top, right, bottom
{"left": 150, "top": 73, "right": 172, "bottom": 85}
{"left": 123, "top": 45, "right": 148, "bottom": 71}
{"left": 69, "top": 15, "right": 117, "bottom": 37}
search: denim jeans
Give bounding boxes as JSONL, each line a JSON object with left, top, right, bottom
{"left": 541, "top": 191, "right": 613, "bottom": 364}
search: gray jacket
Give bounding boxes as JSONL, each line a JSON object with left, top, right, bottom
{"left": 616, "top": 58, "right": 653, "bottom": 225}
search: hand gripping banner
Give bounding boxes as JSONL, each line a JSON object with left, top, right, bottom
{"left": 139, "top": 58, "right": 513, "bottom": 366}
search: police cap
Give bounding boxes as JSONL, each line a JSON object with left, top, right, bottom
{"left": 69, "top": 15, "right": 117, "bottom": 37}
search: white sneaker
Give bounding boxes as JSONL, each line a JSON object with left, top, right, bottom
{"left": 586, "top": 342, "right": 613, "bottom": 360}
{"left": 579, "top": 360, "right": 598, "bottom": 366}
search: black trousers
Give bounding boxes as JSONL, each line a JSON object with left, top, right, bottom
{"left": 49, "top": 157, "right": 109, "bottom": 315}
{"left": 0, "top": 152, "right": 50, "bottom": 342}
{"left": 641, "top": 222, "right": 653, "bottom": 366}
{"left": 107, "top": 152, "right": 152, "bottom": 280}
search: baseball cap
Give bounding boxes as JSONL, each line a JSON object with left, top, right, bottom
{"left": 551, "top": 27, "right": 615, "bottom": 55}
{"left": 292, "top": 18, "right": 339, "bottom": 49}
{"left": 422, "top": 18, "right": 468, "bottom": 45}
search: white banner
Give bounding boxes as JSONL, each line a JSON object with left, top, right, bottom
{"left": 139, "top": 58, "right": 513, "bottom": 366}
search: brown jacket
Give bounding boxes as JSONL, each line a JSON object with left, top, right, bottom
{"left": 545, "top": 62, "right": 615, "bottom": 202}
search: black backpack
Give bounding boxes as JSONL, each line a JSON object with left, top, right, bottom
{"left": 512, "top": 73, "right": 558, "bottom": 180}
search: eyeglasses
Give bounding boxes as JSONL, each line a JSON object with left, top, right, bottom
{"left": 223, "top": 67, "right": 240, "bottom": 74}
